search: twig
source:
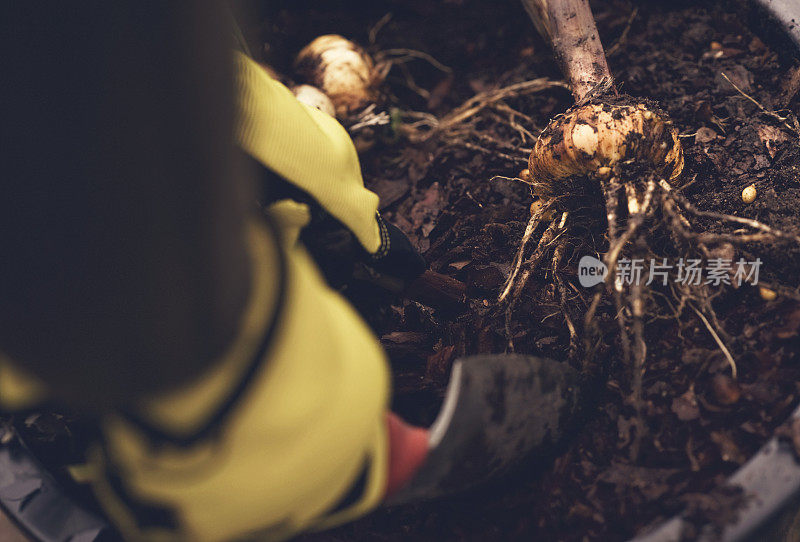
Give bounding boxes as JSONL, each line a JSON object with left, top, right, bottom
{"left": 438, "top": 79, "right": 569, "bottom": 131}
{"left": 630, "top": 276, "right": 646, "bottom": 461}
{"left": 493, "top": 101, "right": 538, "bottom": 127}
{"left": 460, "top": 141, "right": 528, "bottom": 164}
{"left": 504, "top": 216, "right": 567, "bottom": 351}
{"left": 401, "top": 78, "right": 567, "bottom": 143}
{"left": 661, "top": 179, "right": 800, "bottom": 244}
{"left": 394, "top": 62, "right": 430, "bottom": 99}
{"left": 690, "top": 303, "right": 737, "bottom": 378}
{"left": 488, "top": 109, "right": 539, "bottom": 145}
{"left": 603, "top": 178, "right": 655, "bottom": 279}
{"left": 380, "top": 48, "right": 453, "bottom": 73}
{"left": 720, "top": 72, "right": 796, "bottom": 133}
{"left": 489, "top": 175, "right": 533, "bottom": 185}
{"left": 555, "top": 248, "right": 579, "bottom": 357}
{"left": 349, "top": 105, "right": 391, "bottom": 131}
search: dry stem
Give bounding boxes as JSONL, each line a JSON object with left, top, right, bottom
{"left": 520, "top": 0, "right": 613, "bottom": 100}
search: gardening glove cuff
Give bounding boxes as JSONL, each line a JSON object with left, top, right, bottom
{"left": 384, "top": 412, "right": 429, "bottom": 498}
{"left": 367, "top": 214, "right": 427, "bottom": 285}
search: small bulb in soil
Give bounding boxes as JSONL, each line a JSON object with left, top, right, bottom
{"left": 742, "top": 184, "right": 757, "bottom": 204}
{"left": 529, "top": 101, "right": 684, "bottom": 197}
{"left": 759, "top": 286, "right": 777, "bottom": 301}
{"left": 519, "top": 168, "right": 533, "bottom": 183}
{"left": 292, "top": 84, "right": 336, "bottom": 117}
{"left": 294, "top": 35, "right": 379, "bottom": 118}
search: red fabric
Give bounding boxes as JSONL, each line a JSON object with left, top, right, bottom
{"left": 384, "top": 412, "right": 429, "bottom": 497}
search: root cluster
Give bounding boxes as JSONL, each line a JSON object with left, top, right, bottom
{"left": 398, "top": 78, "right": 570, "bottom": 165}
{"left": 497, "top": 98, "right": 800, "bottom": 458}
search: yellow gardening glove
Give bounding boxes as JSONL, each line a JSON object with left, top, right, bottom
{"left": 234, "top": 51, "right": 426, "bottom": 290}
{"left": 234, "top": 51, "right": 382, "bottom": 254}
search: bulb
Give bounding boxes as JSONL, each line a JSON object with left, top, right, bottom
{"left": 742, "top": 184, "right": 757, "bottom": 204}
{"left": 292, "top": 84, "right": 336, "bottom": 117}
{"left": 294, "top": 35, "right": 378, "bottom": 118}
{"left": 529, "top": 101, "right": 684, "bottom": 197}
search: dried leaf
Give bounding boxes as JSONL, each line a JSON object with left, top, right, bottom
{"left": 716, "top": 65, "right": 753, "bottom": 94}
{"left": 426, "top": 344, "right": 456, "bottom": 380}
{"left": 371, "top": 178, "right": 410, "bottom": 209}
{"left": 448, "top": 260, "right": 472, "bottom": 271}
{"left": 775, "top": 308, "right": 800, "bottom": 339}
{"left": 598, "top": 462, "right": 679, "bottom": 500}
{"left": 409, "top": 182, "right": 444, "bottom": 233}
{"left": 695, "top": 126, "right": 718, "bottom": 144}
{"left": 756, "top": 123, "right": 790, "bottom": 158}
{"left": 710, "top": 430, "right": 747, "bottom": 464}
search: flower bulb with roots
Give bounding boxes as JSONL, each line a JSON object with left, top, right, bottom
{"left": 502, "top": 1, "right": 800, "bottom": 384}
{"left": 505, "top": 0, "right": 800, "bottom": 460}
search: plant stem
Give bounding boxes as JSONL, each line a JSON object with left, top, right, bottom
{"left": 520, "top": 0, "right": 613, "bottom": 101}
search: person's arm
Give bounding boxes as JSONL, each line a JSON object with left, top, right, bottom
{"left": 0, "top": 5, "right": 430, "bottom": 540}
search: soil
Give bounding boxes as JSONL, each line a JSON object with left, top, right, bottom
{"left": 267, "top": 0, "right": 800, "bottom": 540}
{"left": 5, "top": 1, "right": 800, "bottom": 541}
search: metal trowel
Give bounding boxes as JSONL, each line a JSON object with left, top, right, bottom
{"left": 388, "top": 354, "right": 580, "bottom": 505}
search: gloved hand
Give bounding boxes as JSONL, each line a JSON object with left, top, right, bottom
{"left": 253, "top": 165, "right": 426, "bottom": 292}
{"left": 368, "top": 214, "right": 428, "bottom": 286}
{"left": 299, "top": 208, "right": 426, "bottom": 294}
{"left": 234, "top": 51, "right": 427, "bottom": 291}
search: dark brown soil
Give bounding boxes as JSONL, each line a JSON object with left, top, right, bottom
{"left": 6, "top": 1, "right": 800, "bottom": 541}
{"left": 264, "top": 0, "right": 800, "bottom": 540}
